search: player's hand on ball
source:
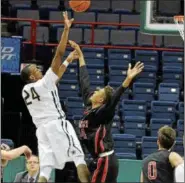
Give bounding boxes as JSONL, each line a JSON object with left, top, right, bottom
{"left": 127, "top": 61, "right": 144, "bottom": 79}
{"left": 23, "top": 146, "right": 32, "bottom": 159}
{"left": 67, "top": 50, "right": 79, "bottom": 63}
{"left": 63, "top": 11, "right": 74, "bottom": 29}
{"left": 68, "top": 40, "right": 83, "bottom": 58}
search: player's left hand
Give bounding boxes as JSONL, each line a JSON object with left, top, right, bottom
{"left": 63, "top": 11, "right": 74, "bottom": 29}
{"left": 127, "top": 61, "right": 144, "bottom": 79}
{"left": 66, "top": 50, "right": 79, "bottom": 63}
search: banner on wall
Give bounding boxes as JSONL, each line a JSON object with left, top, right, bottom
{"left": 1, "top": 37, "right": 22, "bottom": 74}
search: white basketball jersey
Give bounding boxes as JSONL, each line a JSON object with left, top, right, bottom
{"left": 22, "top": 68, "right": 65, "bottom": 128}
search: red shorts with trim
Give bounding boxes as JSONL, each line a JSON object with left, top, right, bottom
{"left": 89, "top": 153, "right": 119, "bottom": 183}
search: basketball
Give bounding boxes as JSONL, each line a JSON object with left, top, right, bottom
{"left": 69, "top": 0, "right": 91, "bottom": 12}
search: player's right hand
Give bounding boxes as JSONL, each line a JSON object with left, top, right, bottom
{"left": 63, "top": 11, "right": 74, "bottom": 30}
{"left": 23, "top": 146, "right": 32, "bottom": 159}
{"left": 68, "top": 40, "right": 83, "bottom": 58}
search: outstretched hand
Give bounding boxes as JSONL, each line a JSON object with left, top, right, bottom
{"left": 127, "top": 61, "right": 144, "bottom": 79}
{"left": 63, "top": 11, "right": 74, "bottom": 29}
{"left": 66, "top": 50, "right": 79, "bottom": 63}
{"left": 23, "top": 146, "right": 32, "bottom": 160}
{"left": 68, "top": 40, "right": 83, "bottom": 58}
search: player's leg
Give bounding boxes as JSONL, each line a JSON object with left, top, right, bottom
{"left": 91, "top": 154, "right": 119, "bottom": 183}
{"left": 91, "top": 157, "right": 106, "bottom": 183}
{"left": 104, "top": 153, "right": 119, "bottom": 183}
{"left": 65, "top": 120, "right": 91, "bottom": 182}
{"left": 36, "top": 127, "right": 54, "bottom": 182}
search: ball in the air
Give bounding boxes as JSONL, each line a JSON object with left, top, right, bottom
{"left": 69, "top": 0, "right": 91, "bottom": 12}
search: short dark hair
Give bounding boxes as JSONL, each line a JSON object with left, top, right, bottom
{"left": 104, "top": 85, "right": 114, "bottom": 104}
{"left": 20, "top": 65, "right": 31, "bottom": 83}
{"left": 158, "top": 125, "right": 176, "bottom": 150}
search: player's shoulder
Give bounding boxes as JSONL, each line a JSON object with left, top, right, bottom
{"left": 143, "top": 151, "right": 158, "bottom": 162}
{"left": 23, "top": 82, "right": 35, "bottom": 90}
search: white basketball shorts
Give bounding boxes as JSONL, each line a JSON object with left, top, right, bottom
{"left": 36, "top": 119, "right": 86, "bottom": 170}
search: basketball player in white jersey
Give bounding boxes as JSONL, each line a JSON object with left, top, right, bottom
{"left": 21, "top": 12, "right": 90, "bottom": 183}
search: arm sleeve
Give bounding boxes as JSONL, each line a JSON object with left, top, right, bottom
{"left": 79, "top": 66, "right": 91, "bottom": 106}
{"left": 95, "top": 86, "right": 126, "bottom": 124}
{"left": 40, "top": 68, "right": 59, "bottom": 89}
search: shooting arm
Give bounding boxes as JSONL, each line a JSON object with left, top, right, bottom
{"left": 51, "top": 27, "right": 69, "bottom": 77}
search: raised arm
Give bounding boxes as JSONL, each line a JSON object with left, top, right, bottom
{"left": 69, "top": 40, "right": 91, "bottom": 106}
{"left": 51, "top": 12, "right": 74, "bottom": 79}
{"left": 169, "top": 152, "right": 183, "bottom": 168}
{"left": 108, "top": 62, "right": 144, "bottom": 109}
{"left": 96, "top": 62, "right": 144, "bottom": 122}
{"left": 1, "top": 145, "right": 32, "bottom": 161}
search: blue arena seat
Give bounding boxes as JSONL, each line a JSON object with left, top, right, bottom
{"left": 62, "top": 64, "right": 78, "bottom": 81}
{"left": 135, "top": 66, "right": 157, "bottom": 86}
{"left": 58, "top": 80, "right": 79, "bottom": 100}
{"left": 108, "top": 49, "right": 131, "bottom": 66}
{"left": 164, "top": 35, "right": 184, "bottom": 48}
{"left": 162, "top": 66, "right": 183, "bottom": 89}
{"left": 137, "top": 33, "right": 162, "bottom": 47}
{"left": 111, "top": 115, "right": 121, "bottom": 134}
{"left": 88, "top": 0, "right": 111, "bottom": 12}
{"left": 73, "top": 12, "right": 96, "bottom": 28}
{"left": 150, "top": 118, "right": 172, "bottom": 136}
{"left": 141, "top": 136, "right": 158, "bottom": 159}
{"left": 109, "top": 65, "right": 128, "bottom": 82}
{"left": 122, "top": 100, "right": 147, "bottom": 117}
{"left": 177, "top": 120, "right": 184, "bottom": 138}
{"left": 133, "top": 82, "right": 155, "bottom": 103}
{"left": 82, "top": 48, "right": 104, "bottom": 60}
{"left": 112, "top": 0, "right": 134, "bottom": 13}
{"left": 121, "top": 14, "right": 140, "bottom": 27}
{"left": 110, "top": 29, "right": 136, "bottom": 45}
{"left": 84, "top": 29, "right": 110, "bottom": 45}
{"left": 151, "top": 101, "right": 177, "bottom": 122}
{"left": 162, "top": 51, "right": 184, "bottom": 68}
{"left": 49, "top": 11, "right": 72, "bottom": 27}
{"left": 97, "top": 13, "right": 119, "bottom": 29}
{"left": 83, "top": 58, "right": 105, "bottom": 66}
{"left": 57, "top": 28, "right": 83, "bottom": 44}
{"left": 66, "top": 97, "right": 84, "bottom": 118}
{"left": 113, "top": 134, "right": 136, "bottom": 154}
{"left": 90, "top": 81, "right": 105, "bottom": 91}
{"left": 135, "top": 50, "right": 159, "bottom": 69}
{"left": 116, "top": 152, "right": 136, "bottom": 159}
{"left": 124, "top": 116, "right": 146, "bottom": 141}
{"left": 158, "top": 83, "right": 180, "bottom": 102}
{"left": 178, "top": 102, "right": 184, "bottom": 120}
{"left": 17, "top": 9, "right": 40, "bottom": 26}
{"left": 86, "top": 65, "right": 104, "bottom": 82}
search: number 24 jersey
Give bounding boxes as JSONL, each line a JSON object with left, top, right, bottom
{"left": 22, "top": 68, "right": 65, "bottom": 128}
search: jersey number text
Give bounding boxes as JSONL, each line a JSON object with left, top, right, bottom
{"left": 24, "top": 87, "right": 40, "bottom": 105}
{"left": 148, "top": 161, "right": 157, "bottom": 180}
